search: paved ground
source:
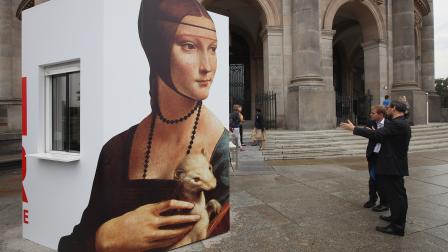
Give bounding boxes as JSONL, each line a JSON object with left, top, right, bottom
{"left": 0, "top": 165, "right": 53, "bottom": 252}
{"left": 2, "top": 146, "right": 448, "bottom": 251}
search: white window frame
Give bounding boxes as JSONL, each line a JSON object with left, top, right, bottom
{"left": 29, "top": 61, "right": 81, "bottom": 162}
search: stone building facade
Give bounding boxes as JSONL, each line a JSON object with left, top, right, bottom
{"left": 2, "top": 0, "right": 438, "bottom": 133}
{"left": 201, "top": 0, "right": 438, "bottom": 130}
{"left": 0, "top": 0, "right": 23, "bottom": 133}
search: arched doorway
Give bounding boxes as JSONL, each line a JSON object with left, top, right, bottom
{"left": 201, "top": 0, "right": 267, "bottom": 121}
{"left": 323, "top": 0, "right": 385, "bottom": 125}
{"left": 333, "top": 18, "right": 364, "bottom": 98}
{"left": 333, "top": 13, "right": 366, "bottom": 124}
{"left": 229, "top": 31, "right": 252, "bottom": 117}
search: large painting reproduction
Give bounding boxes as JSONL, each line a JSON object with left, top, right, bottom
{"left": 41, "top": 0, "right": 230, "bottom": 251}
{"left": 22, "top": 0, "right": 228, "bottom": 250}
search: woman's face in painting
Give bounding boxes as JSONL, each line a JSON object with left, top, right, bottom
{"left": 170, "top": 15, "right": 217, "bottom": 100}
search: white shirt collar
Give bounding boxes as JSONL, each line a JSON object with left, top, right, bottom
{"left": 377, "top": 118, "right": 385, "bottom": 125}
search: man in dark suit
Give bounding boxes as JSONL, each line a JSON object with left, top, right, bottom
{"left": 341, "top": 101, "right": 411, "bottom": 236}
{"left": 364, "top": 105, "right": 389, "bottom": 212}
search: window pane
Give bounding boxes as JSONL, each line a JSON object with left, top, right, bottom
{"left": 52, "top": 75, "right": 67, "bottom": 151}
{"left": 69, "top": 72, "right": 80, "bottom": 152}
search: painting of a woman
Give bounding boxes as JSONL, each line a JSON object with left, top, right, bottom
{"left": 58, "top": 0, "right": 229, "bottom": 251}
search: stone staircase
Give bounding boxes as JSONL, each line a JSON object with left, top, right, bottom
{"left": 0, "top": 131, "right": 21, "bottom": 166}
{"left": 243, "top": 123, "right": 448, "bottom": 161}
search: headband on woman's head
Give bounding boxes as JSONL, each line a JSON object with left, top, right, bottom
{"left": 138, "top": 0, "right": 214, "bottom": 104}
{"left": 157, "top": 18, "right": 217, "bottom": 33}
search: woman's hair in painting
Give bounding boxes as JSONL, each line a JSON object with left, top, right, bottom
{"left": 138, "top": 0, "right": 213, "bottom": 111}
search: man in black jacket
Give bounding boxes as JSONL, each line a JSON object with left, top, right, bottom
{"left": 341, "top": 101, "right": 411, "bottom": 236}
{"left": 364, "top": 105, "right": 389, "bottom": 212}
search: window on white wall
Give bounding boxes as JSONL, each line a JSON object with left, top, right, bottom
{"left": 45, "top": 62, "right": 80, "bottom": 154}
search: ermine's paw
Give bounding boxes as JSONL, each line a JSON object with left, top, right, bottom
{"left": 207, "top": 199, "right": 222, "bottom": 216}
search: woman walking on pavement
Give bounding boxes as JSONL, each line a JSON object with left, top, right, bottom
{"left": 230, "top": 104, "right": 244, "bottom": 151}
{"left": 251, "top": 108, "right": 266, "bottom": 150}
{"left": 237, "top": 105, "right": 246, "bottom": 146}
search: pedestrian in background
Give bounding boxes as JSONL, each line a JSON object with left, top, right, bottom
{"left": 237, "top": 105, "right": 246, "bottom": 146}
{"left": 251, "top": 108, "right": 266, "bottom": 150}
{"left": 230, "top": 104, "right": 244, "bottom": 151}
{"left": 383, "top": 95, "right": 391, "bottom": 107}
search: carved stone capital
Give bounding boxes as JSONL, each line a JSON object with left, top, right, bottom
{"left": 260, "top": 26, "right": 283, "bottom": 40}
{"left": 321, "top": 29, "right": 336, "bottom": 39}
{"left": 361, "top": 39, "right": 387, "bottom": 50}
{"left": 16, "top": 0, "right": 35, "bottom": 20}
{"left": 371, "top": 0, "right": 384, "bottom": 5}
{"left": 414, "top": 0, "right": 430, "bottom": 17}
{"left": 357, "top": 0, "right": 383, "bottom": 5}
{"left": 415, "top": 10, "right": 423, "bottom": 28}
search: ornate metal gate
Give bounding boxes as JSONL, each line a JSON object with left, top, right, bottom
{"left": 255, "top": 91, "right": 277, "bottom": 129}
{"left": 229, "top": 64, "right": 244, "bottom": 110}
{"left": 336, "top": 93, "right": 372, "bottom": 126}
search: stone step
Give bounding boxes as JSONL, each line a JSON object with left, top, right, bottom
{"left": 243, "top": 124, "right": 448, "bottom": 139}
{"left": 245, "top": 134, "right": 448, "bottom": 148}
{"left": 262, "top": 132, "right": 448, "bottom": 150}
{"left": 246, "top": 123, "right": 448, "bottom": 160}
{"left": 0, "top": 153, "right": 22, "bottom": 165}
{"left": 250, "top": 125, "right": 448, "bottom": 140}
{"left": 0, "top": 133, "right": 21, "bottom": 153}
{"left": 260, "top": 128, "right": 448, "bottom": 143}
{"left": 244, "top": 123, "right": 448, "bottom": 135}
{"left": 264, "top": 147, "right": 448, "bottom": 160}
{"left": 0, "top": 131, "right": 21, "bottom": 164}
{"left": 265, "top": 134, "right": 448, "bottom": 151}
{"left": 263, "top": 143, "right": 448, "bottom": 160}
{"left": 262, "top": 139, "right": 448, "bottom": 156}
{"left": 264, "top": 145, "right": 448, "bottom": 159}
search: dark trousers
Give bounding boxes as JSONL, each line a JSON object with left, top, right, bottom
{"left": 368, "top": 155, "right": 387, "bottom": 205}
{"left": 377, "top": 174, "right": 408, "bottom": 228}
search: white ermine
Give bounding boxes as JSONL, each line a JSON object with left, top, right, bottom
{"left": 170, "top": 148, "right": 221, "bottom": 249}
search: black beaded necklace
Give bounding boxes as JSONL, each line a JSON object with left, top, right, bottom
{"left": 142, "top": 101, "right": 202, "bottom": 179}
{"left": 158, "top": 101, "right": 200, "bottom": 124}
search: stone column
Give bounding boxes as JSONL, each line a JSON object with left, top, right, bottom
{"left": 0, "top": 0, "right": 25, "bottom": 132}
{"left": 0, "top": 0, "right": 13, "bottom": 99}
{"left": 12, "top": 0, "right": 22, "bottom": 99}
{"left": 0, "top": 0, "right": 13, "bottom": 130}
{"left": 262, "top": 26, "right": 285, "bottom": 127}
{"left": 321, "top": 30, "right": 336, "bottom": 88}
{"left": 386, "top": 0, "right": 393, "bottom": 94}
{"left": 362, "top": 40, "right": 388, "bottom": 105}
{"left": 287, "top": 0, "right": 335, "bottom": 130}
{"left": 391, "top": 0, "right": 427, "bottom": 125}
{"left": 421, "top": 0, "right": 440, "bottom": 122}
{"left": 282, "top": 0, "right": 292, "bottom": 129}
{"left": 250, "top": 51, "right": 263, "bottom": 120}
